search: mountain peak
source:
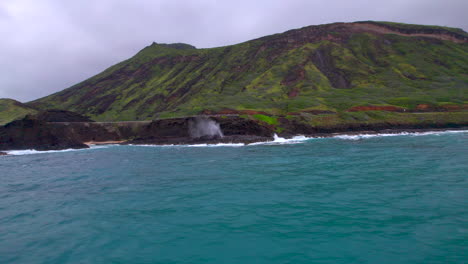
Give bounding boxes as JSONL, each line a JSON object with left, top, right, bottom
{"left": 151, "top": 42, "right": 196, "bottom": 50}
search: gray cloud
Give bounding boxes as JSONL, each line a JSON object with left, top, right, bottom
{"left": 1, "top": 0, "right": 467, "bottom": 102}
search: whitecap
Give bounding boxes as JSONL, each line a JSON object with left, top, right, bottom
{"left": 247, "top": 134, "right": 312, "bottom": 146}
{"left": 5, "top": 145, "right": 109, "bottom": 156}
{"left": 333, "top": 130, "right": 468, "bottom": 140}
{"left": 186, "top": 143, "right": 245, "bottom": 147}
{"left": 6, "top": 130, "right": 465, "bottom": 153}
{"left": 129, "top": 143, "right": 245, "bottom": 148}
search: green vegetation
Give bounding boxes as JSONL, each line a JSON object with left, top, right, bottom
{"left": 282, "top": 111, "right": 467, "bottom": 130}
{"left": 0, "top": 99, "right": 37, "bottom": 125}
{"left": 252, "top": 114, "right": 278, "bottom": 125}
{"left": 18, "top": 21, "right": 468, "bottom": 123}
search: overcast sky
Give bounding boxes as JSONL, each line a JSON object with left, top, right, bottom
{"left": 1, "top": 0, "right": 467, "bottom": 102}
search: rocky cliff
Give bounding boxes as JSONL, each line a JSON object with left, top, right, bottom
{"left": 1, "top": 111, "right": 466, "bottom": 151}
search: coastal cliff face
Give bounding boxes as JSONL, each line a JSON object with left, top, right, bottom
{"left": 0, "top": 117, "right": 89, "bottom": 151}
{"left": 1, "top": 111, "right": 466, "bottom": 151}
{"left": 26, "top": 21, "right": 467, "bottom": 121}
{"left": 0, "top": 115, "right": 277, "bottom": 150}
{"left": 0, "top": 110, "right": 95, "bottom": 151}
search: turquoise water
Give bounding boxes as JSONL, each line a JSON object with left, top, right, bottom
{"left": 0, "top": 132, "right": 467, "bottom": 264}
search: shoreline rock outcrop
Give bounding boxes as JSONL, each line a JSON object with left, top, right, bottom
{"left": 0, "top": 116, "right": 89, "bottom": 151}
{"left": 1, "top": 112, "right": 466, "bottom": 151}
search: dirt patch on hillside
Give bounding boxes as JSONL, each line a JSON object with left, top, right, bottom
{"left": 351, "top": 23, "right": 467, "bottom": 43}
{"left": 347, "top": 105, "right": 405, "bottom": 112}
{"left": 202, "top": 109, "right": 270, "bottom": 115}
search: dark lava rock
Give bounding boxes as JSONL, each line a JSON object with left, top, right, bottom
{"left": 129, "top": 116, "right": 274, "bottom": 141}
{"left": 34, "top": 109, "right": 94, "bottom": 122}
{"left": 51, "top": 122, "right": 125, "bottom": 143}
{"left": 125, "top": 116, "right": 275, "bottom": 145}
{"left": 214, "top": 116, "right": 274, "bottom": 137}
{"left": 126, "top": 135, "right": 272, "bottom": 146}
{"left": 0, "top": 151, "right": 7, "bottom": 155}
{"left": 0, "top": 116, "right": 89, "bottom": 151}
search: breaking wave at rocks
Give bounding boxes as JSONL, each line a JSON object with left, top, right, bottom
{"left": 4, "top": 145, "right": 110, "bottom": 156}
{"left": 248, "top": 134, "right": 311, "bottom": 145}
{"left": 96, "top": 129, "right": 468, "bottom": 148}
{"left": 333, "top": 130, "right": 468, "bottom": 140}
{"left": 3, "top": 130, "right": 466, "bottom": 155}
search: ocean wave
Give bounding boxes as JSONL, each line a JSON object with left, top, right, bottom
{"left": 3, "top": 130, "right": 466, "bottom": 154}
{"left": 128, "top": 135, "right": 311, "bottom": 148}
{"left": 247, "top": 134, "right": 311, "bottom": 146}
{"left": 128, "top": 143, "right": 245, "bottom": 148}
{"left": 188, "top": 134, "right": 312, "bottom": 147}
{"left": 4, "top": 145, "right": 109, "bottom": 156}
{"left": 132, "top": 143, "right": 246, "bottom": 148}
{"left": 332, "top": 130, "right": 468, "bottom": 140}
{"left": 187, "top": 143, "right": 245, "bottom": 147}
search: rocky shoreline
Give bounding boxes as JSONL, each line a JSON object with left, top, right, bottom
{"left": 1, "top": 112, "right": 467, "bottom": 153}
{"left": 2, "top": 127, "right": 466, "bottom": 155}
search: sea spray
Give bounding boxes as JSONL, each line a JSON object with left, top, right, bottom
{"left": 188, "top": 117, "right": 224, "bottom": 139}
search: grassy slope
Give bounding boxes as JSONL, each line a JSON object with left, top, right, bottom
{"left": 0, "top": 99, "right": 38, "bottom": 125}
{"left": 28, "top": 21, "right": 468, "bottom": 122}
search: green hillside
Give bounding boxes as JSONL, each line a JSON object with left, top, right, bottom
{"left": 28, "top": 21, "right": 468, "bottom": 121}
{"left": 0, "top": 99, "right": 38, "bottom": 125}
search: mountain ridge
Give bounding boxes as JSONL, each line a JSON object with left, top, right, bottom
{"left": 0, "top": 98, "right": 38, "bottom": 125}
{"left": 21, "top": 21, "right": 468, "bottom": 122}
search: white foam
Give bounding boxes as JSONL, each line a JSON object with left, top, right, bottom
{"left": 247, "top": 134, "right": 312, "bottom": 146}
{"left": 333, "top": 130, "right": 468, "bottom": 140}
{"left": 5, "top": 145, "right": 109, "bottom": 156}
{"left": 186, "top": 143, "right": 245, "bottom": 147}
{"left": 5, "top": 130, "right": 465, "bottom": 154}
{"left": 128, "top": 144, "right": 174, "bottom": 147}
{"left": 129, "top": 135, "right": 312, "bottom": 148}
{"left": 133, "top": 143, "right": 245, "bottom": 148}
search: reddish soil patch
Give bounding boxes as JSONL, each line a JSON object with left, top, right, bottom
{"left": 281, "top": 67, "right": 305, "bottom": 87}
{"left": 439, "top": 104, "right": 468, "bottom": 111}
{"left": 287, "top": 110, "right": 336, "bottom": 115}
{"left": 288, "top": 87, "right": 300, "bottom": 98}
{"left": 415, "top": 104, "right": 432, "bottom": 111}
{"left": 347, "top": 105, "right": 405, "bottom": 112}
{"left": 414, "top": 104, "right": 468, "bottom": 112}
{"left": 202, "top": 109, "right": 270, "bottom": 116}
{"left": 238, "top": 110, "right": 269, "bottom": 115}
{"left": 351, "top": 23, "right": 467, "bottom": 43}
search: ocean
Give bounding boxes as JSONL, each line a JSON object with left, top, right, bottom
{"left": 0, "top": 131, "right": 467, "bottom": 263}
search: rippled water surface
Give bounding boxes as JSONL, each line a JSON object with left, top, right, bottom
{"left": 1, "top": 132, "right": 467, "bottom": 263}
